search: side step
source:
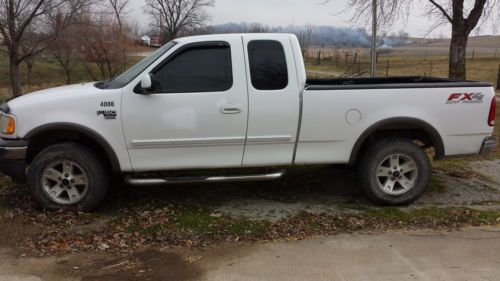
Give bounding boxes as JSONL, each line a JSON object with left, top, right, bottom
{"left": 125, "top": 170, "right": 286, "bottom": 187}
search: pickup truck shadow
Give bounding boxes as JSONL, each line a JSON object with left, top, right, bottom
{"left": 104, "top": 165, "right": 368, "bottom": 216}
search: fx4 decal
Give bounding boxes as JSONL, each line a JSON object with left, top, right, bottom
{"left": 446, "top": 93, "right": 484, "bottom": 104}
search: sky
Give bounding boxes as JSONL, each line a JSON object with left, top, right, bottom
{"left": 129, "top": 0, "right": 496, "bottom": 38}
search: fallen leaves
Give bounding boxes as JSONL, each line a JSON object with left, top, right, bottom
{"left": 1, "top": 176, "right": 500, "bottom": 256}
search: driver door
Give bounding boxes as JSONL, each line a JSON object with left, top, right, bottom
{"left": 121, "top": 38, "right": 248, "bottom": 172}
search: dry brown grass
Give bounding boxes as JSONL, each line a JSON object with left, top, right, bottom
{"left": 306, "top": 52, "right": 500, "bottom": 91}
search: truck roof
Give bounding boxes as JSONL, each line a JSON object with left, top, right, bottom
{"left": 173, "top": 33, "right": 296, "bottom": 43}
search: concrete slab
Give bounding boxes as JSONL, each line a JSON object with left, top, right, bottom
{"left": 204, "top": 228, "right": 500, "bottom": 281}
{"left": 1, "top": 228, "right": 499, "bottom": 281}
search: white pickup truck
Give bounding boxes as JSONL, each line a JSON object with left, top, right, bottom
{"left": 0, "top": 34, "right": 496, "bottom": 211}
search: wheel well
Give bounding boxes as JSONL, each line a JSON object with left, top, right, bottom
{"left": 26, "top": 128, "right": 120, "bottom": 174}
{"left": 349, "top": 118, "right": 445, "bottom": 165}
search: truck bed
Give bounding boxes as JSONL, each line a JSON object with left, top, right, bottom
{"left": 306, "top": 76, "right": 493, "bottom": 90}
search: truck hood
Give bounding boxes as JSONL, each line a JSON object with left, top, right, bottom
{"left": 8, "top": 83, "right": 101, "bottom": 108}
{"left": 5, "top": 82, "right": 123, "bottom": 139}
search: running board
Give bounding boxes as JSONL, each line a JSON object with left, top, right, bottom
{"left": 125, "top": 170, "right": 286, "bottom": 187}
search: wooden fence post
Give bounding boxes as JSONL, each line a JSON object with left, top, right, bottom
{"left": 471, "top": 49, "right": 475, "bottom": 60}
{"left": 496, "top": 64, "right": 500, "bottom": 90}
{"left": 317, "top": 51, "right": 322, "bottom": 65}
{"left": 385, "top": 60, "right": 390, "bottom": 77}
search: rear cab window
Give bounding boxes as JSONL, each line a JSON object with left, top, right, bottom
{"left": 248, "top": 40, "right": 288, "bottom": 91}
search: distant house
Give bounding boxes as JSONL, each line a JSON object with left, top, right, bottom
{"left": 139, "top": 35, "right": 151, "bottom": 46}
{"left": 150, "top": 37, "right": 162, "bottom": 48}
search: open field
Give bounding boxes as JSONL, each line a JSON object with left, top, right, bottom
{"left": 306, "top": 55, "right": 500, "bottom": 94}
{"left": 305, "top": 35, "right": 500, "bottom": 91}
{"left": 0, "top": 36, "right": 499, "bottom": 99}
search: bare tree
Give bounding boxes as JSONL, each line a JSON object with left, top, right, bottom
{"left": 297, "top": 24, "right": 315, "bottom": 56}
{"left": 145, "top": 0, "right": 214, "bottom": 42}
{"left": 48, "top": 12, "right": 78, "bottom": 84}
{"left": 20, "top": 28, "right": 45, "bottom": 86}
{"left": 49, "top": 34, "right": 77, "bottom": 84}
{"left": 78, "top": 13, "right": 124, "bottom": 80}
{"left": 108, "top": 0, "right": 129, "bottom": 70}
{"left": 107, "top": 0, "right": 128, "bottom": 29}
{"left": 0, "top": 0, "right": 89, "bottom": 96}
{"left": 339, "top": 0, "right": 500, "bottom": 79}
{"left": 246, "top": 23, "right": 269, "bottom": 33}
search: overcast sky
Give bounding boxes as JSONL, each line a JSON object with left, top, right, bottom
{"left": 129, "top": 0, "right": 496, "bottom": 37}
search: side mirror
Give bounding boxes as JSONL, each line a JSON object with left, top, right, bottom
{"left": 140, "top": 74, "right": 154, "bottom": 92}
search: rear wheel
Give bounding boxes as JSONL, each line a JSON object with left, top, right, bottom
{"left": 358, "top": 139, "right": 431, "bottom": 205}
{"left": 27, "top": 143, "right": 109, "bottom": 212}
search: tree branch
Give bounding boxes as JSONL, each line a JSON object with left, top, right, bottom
{"left": 427, "top": 0, "right": 452, "bottom": 22}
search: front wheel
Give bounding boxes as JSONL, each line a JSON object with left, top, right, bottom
{"left": 27, "top": 143, "right": 109, "bottom": 212}
{"left": 358, "top": 139, "right": 431, "bottom": 206}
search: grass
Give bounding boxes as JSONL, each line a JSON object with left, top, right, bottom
{"left": 173, "top": 206, "right": 216, "bottom": 232}
{"left": 105, "top": 200, "right": 497, "bottom": 243}
{"left": 0, "top": 51, "right": 143, "bottom": 101}
{"left": 306, "top": 54, "right": 500, "bottom": 87}
{"left": 429, "top": 176, "right": 447, "bottom": 194}
{"left": 112, "top": 203, "right": 272, "bottom": 239}
{"left": 364, "top": 206, "right": 500, "bottom": 225}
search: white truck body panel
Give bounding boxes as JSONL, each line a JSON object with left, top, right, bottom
{"left": 2, "top": 33, "right": 496, "bottom": 174}
{"left": 241, "top": 34, "right": 301, "bottom": 166}
{"left": 121, "top": 35, "right": 249, "bottom": 171}
{"left": 297, "top": 86, "right": 494, "bottom": 164}
{"left": 7, "top": 84, "right": 133, "bottom": 171}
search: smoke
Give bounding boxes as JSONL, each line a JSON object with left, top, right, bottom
{"left": 206, "top": 23, "right": 372, "bottom": 47}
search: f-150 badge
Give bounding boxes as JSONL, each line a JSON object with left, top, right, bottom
{"left": 97, "top": 110, "right": 117, "bottom": 120}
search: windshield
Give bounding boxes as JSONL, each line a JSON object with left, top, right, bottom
{"left": 96, "top": 41, "right": 177, "bottom": 89}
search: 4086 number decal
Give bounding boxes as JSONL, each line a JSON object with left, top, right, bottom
{"left": 100, "top": 101, "right": 115, "bottom": 107}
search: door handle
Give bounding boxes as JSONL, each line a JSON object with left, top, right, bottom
{"left": 220, "top": 104, "right": 242, "bottom": 114}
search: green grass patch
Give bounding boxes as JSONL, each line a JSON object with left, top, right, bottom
{"left": 433, "top": 157, "right": 478, "bottom": 179}
{"left": 225, "top": 218, "right": 270, "bottom": 236}
{"left": 173, "top": 206, "right": 217, "bottom": 232}
{"left": 429, "top": 176, "right": 448, "bottom": 194}
{"left": 365, "top": 207, "right": 412, "bottom": 222}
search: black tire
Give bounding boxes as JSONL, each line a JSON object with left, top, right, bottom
{"left": 27, "top": 142, "right": 109, "bottom": 212}
{"left": 358, "top": 138, "right": 431, "bottom": 206}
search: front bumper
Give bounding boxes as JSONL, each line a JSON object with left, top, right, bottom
{"left": 480, "top": 136, "right": 497, "bottom": 156}
{"left": 0, "top": 138, "right": 27, "bottom": 182}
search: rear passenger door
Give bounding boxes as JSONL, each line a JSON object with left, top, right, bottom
{"left": 242, "top": 35, "right": 301, "bottom": 166}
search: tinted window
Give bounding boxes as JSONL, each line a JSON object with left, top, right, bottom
{"left": 248, "top": 40, "right": 288, "bottom": 90}
{"left": 153, "top": 44, "right": 232, "bottom": 93}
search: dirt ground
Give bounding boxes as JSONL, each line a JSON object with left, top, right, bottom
{"left": 1, "top": 157, "right": 500, "bottom": 280}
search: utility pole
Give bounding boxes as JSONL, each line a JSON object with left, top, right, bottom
{"left": 371, "top": 0, "right": 377, "bottom": 77}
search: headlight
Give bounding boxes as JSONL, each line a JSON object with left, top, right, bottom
{"left": 0, "top": 113, "right": 16, "bottom": 135}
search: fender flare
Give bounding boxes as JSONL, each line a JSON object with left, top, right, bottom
{"left": 24, "top": 123, "right": 121, "bottom": 173}
{"left": 349, "top": 117, "right": 445, "bottom": 165}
